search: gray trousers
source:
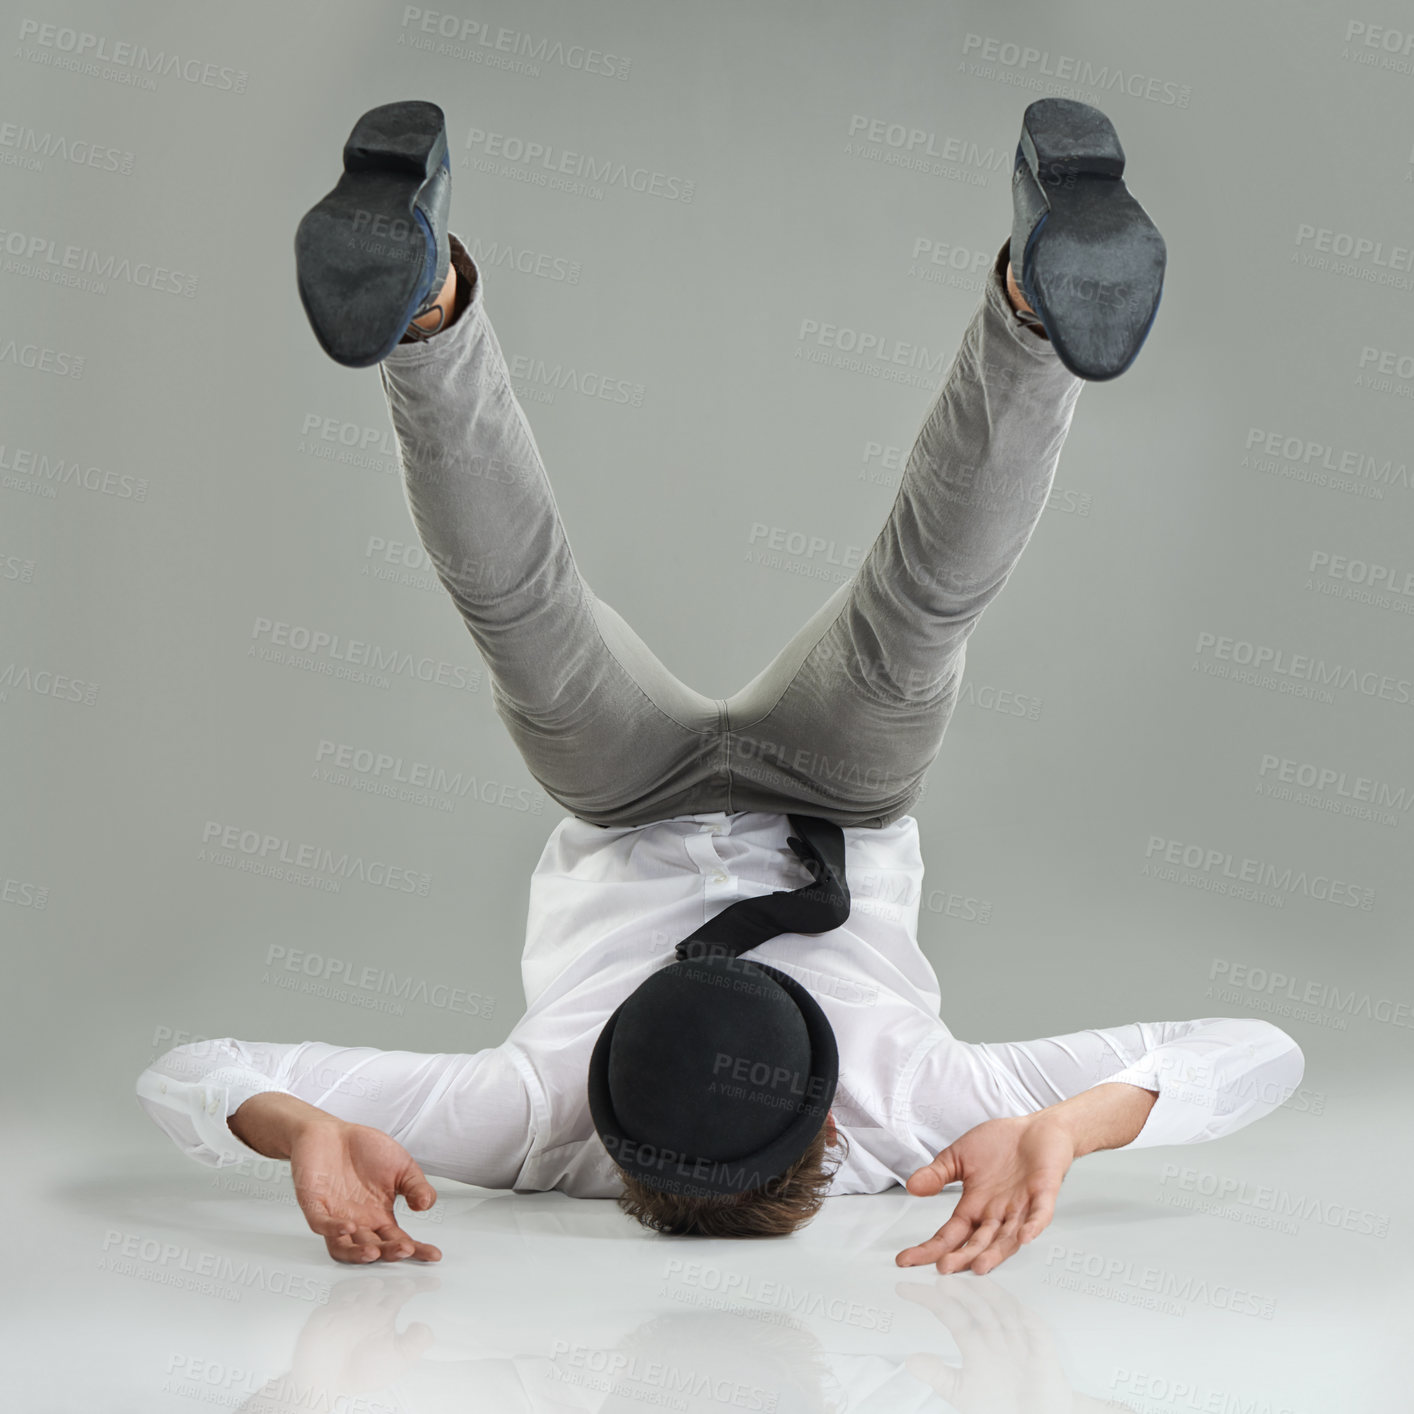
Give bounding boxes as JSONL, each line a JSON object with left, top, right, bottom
{"left": 378, "top": 235, "right": 1084, "bottom": 829}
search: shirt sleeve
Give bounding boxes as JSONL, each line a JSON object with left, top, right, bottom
{"left": 135, "top": 1036, "right": 536, "bottom": 1187}
{"left": 909, "top": 1017, "right": 1305, "bottom": 1151}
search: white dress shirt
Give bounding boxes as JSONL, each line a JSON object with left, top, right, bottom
{"left": 136, "top": 811, "right": 1305, "bottom": 1196}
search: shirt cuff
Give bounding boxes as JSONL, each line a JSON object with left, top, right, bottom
{"left": 139, "top": 1064, "right": 294, "bottom": 1167}
{"left": 1096, "top": 1023, "right": 1303, "bottom": 1149}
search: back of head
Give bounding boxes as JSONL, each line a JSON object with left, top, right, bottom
{"left": 615, "top": 1118, "right": 849, "bottom": 1238}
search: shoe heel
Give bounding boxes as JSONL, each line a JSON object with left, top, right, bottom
{"left": 294, "top": 100, "right": 452, "bottom": 368}
{"left": 343, "top": 100, "right": 447, "bottom": 180}
{"left": 1019, "top": 98, "right": 1125, "bottom": 183}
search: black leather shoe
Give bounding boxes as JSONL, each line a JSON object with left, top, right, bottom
{"left": 295, "top": 100, "right": 452, "bottom": 368}
{"left": 1010, "top": 98, "right": 1166, "bottom": 381}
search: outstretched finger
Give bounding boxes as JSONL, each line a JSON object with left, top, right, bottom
{"left": 371, "top": 1222, "right": 417, "bottom": 1262}
{"left": 373, "top": 1222, "right": 441, "bottom": 1263}
{"left": 896, "top": 1203, "right": 982, "bottom": 1267}
{"left": 969, "top": 1211, "right": 1025, "bottom": 1275}
{"left": 937, "top": 1216, "right": 1002, "bottom": 1274}
{"left": 349, "top": 1226, "right": 387, "bottom": 1263}
{"left": 325, "top": 1228, "right": 381, "bottom": 1264}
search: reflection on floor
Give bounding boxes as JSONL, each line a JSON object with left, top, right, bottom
{"left": 15, "top": 1102, "right": 1410, "bottom": 1413}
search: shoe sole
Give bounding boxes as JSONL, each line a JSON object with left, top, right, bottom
{"left": 1018, "top": 100, "right": 1166, "bottom": 381}
{"left": 295, "top": 101, "right": 448, "bottom": 369}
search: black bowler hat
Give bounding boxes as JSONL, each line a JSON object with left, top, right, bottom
{"left": 587, "top": 815, "right": 849, "bottom": 1199}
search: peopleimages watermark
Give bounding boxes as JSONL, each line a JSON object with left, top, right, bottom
{"left": 860, "top": 438, "right": 1094, "bottom": 515}
{"left": 98, "top": 1230, "right": 328, "bottom": 1305}
{"left": 794, "top": 314, "right": 951, "bottom": 390}
{"left": 766, "top": 957, "right": 881, "bottom": 1006}
{"left": 958, "top": 32, "right": 1192, "bottom": 108}
{"left": 298, "top": 413, "right": 400, "bottom": 474}
{"left": 659, "top": 1258, "right": 894, "bottom": 1332}
{"left": 1, "top": 875, "right": 47, "bottom": 908}
{"left": 0, "top": 438, "right": 146, "bottom": 500}
{"left": 0, "top": 661, "right": 100, "bottom": 706}
{"left": 360, "top": 533, "right": 587, "bottom": 613}
{"left": 1357, "top": 343, "right": 1414, "bottom": 380}
{"left": 1291, "top": 221, "right": 1414, "bottom": 291}
{"left": 464, "top": 235, "right": 582, "bottom": 284}
{"left": 1191, "top": 630, "right": 1412, "bottom": 709}
{"left": 1, "top": 550, "right": 36, "bottom": 582}
{"left": 314, "top": 737, "right": 546, "bottom": 816}
{"left": 0, "top": 119, "right": 135, "bottom": 175}
{"left": 1209, "top": 958, "right": 1412, "bottom": 1032}
{"left": 848, "top": 867, "right": 994, "bottom": 925}
{"left": 1141, "top": 834, "right": 1375, "bottom": 911}
{"left": 461, "top": 124, "right": 694, "bottom": 203}
{"left": 1256, "top": 751, "right": 1410, "bottom": 828}
{"left": 262, "top": 944, "right": 496, "bottom": 1019}
{"left": 1356, "top": 342, "right": 1414, "bottom": 401}
{"left": 343, "top": 209, "right": 425, "bottom": 271}
{"left": 1131, "top": 1050, "right": 1323, "bottom": 1119}
{"left": 163, "top": 1353, "right": 395, "bottom": 1413}
{"left": 506, "top": 349, "right": 644, "bottom": 406}
{"left": 545, "top": 1340, "right": 780, "bottom": 1408}
{"left": 1109, "top": 1365, "right": 1305, "bottom": 1414}
{"left": 1305, "top": 547, "right": 1414, "bottom": 615}
{"left": 603, "top": 1133, "right": 783, "bottom": 1197}
{"left": 843, "top": 113, "right": 1006, "bottom": 186}
{"left": 907, "top": 235, "right": 993, "bottom": 290}
{"left": 0, "top": 440, "right": 148, "bottom": 500}
{"left": 729, "top": 728, "right": 902, "bottom": 797}
{"left": 397, "top": 7, "right": 630, "bottom": 80}
{"left": 0, "top": 226, "right": 197, "bottom": 296}
{"left": 1340, "top": 19, "right": 1414, "bottom": 74}
{"left": 199, "top": 820, "right": 433, "bottom": 898}
{"left": 1239, "top": 425, "right": 1409, "bottom": 501}
{"left": 548, "top": 1342, "right": 776, "bottom": 1412}
{"left": 1042, "top": 1243, "right": 1276, "bottom": 1320}
{"left": 744, "top": 521, "right": 865, "bottom": 586}
{"left": 708, "top": 1051, "right": 830, "bottom": 1114}
{"left": 1155, "top": 1162, "right": 1390, "bottom": 1239}
{"left": 14, "top": 19, "right": 249, "bottom": 93}
{"left": 0, "top": 335, "right": 85, "bottom": 377}
{"left": 248, "top": 615, "right": 483, "bottom": 694}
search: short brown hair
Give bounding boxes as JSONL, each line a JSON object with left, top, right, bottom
{"left": 615, "top": 1122, "right": 849, "bottom": 1238}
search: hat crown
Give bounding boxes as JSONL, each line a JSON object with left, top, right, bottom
{"left": 608, "top": 958, "right": 812, "bottom": 1160}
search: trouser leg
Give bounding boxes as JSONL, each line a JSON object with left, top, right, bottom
{"left": 378, "top": 235, "right": 731, "bottom": 826}
{"left": 720, "top": 240, "right": 1086, "bottom": 827}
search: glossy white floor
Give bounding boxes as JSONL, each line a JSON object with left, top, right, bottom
{"left": 13, "top": 1084, "right": 1409, "bottom": 1414}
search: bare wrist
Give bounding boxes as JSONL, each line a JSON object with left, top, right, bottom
{"left": 1033, "top": 1083, "right": 1159, "bottom": 1159}
{"left": 230, "top": 1092, "right": 342, "bottom": 1159}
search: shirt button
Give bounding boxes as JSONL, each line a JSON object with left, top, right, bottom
{"left": 712, "top": 871, "right": 728, "bottom": 884}
{"left": 159, "top": 1082, "right": 168, "bottom": 1094}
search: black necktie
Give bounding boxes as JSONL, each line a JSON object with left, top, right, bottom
{"left": 675, "top": 814, "right": 851, "bottom": 962}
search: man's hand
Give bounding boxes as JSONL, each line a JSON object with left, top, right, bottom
{"left": 895, "top": 1114, "right": 1074, "bottom": 1275}
{"left": 232, "top": 1093, "right": 443, "bottom": 1265}
{"left": 895, "top": 1083, "right": 1158, "bottom": 1276}
{"left": 290, "top": 1120, "right": 443, "bottom": 1264}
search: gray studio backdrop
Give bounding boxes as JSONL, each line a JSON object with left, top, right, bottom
{"left": 5, "top": 0, "right": 1411, "bottom": 1163}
